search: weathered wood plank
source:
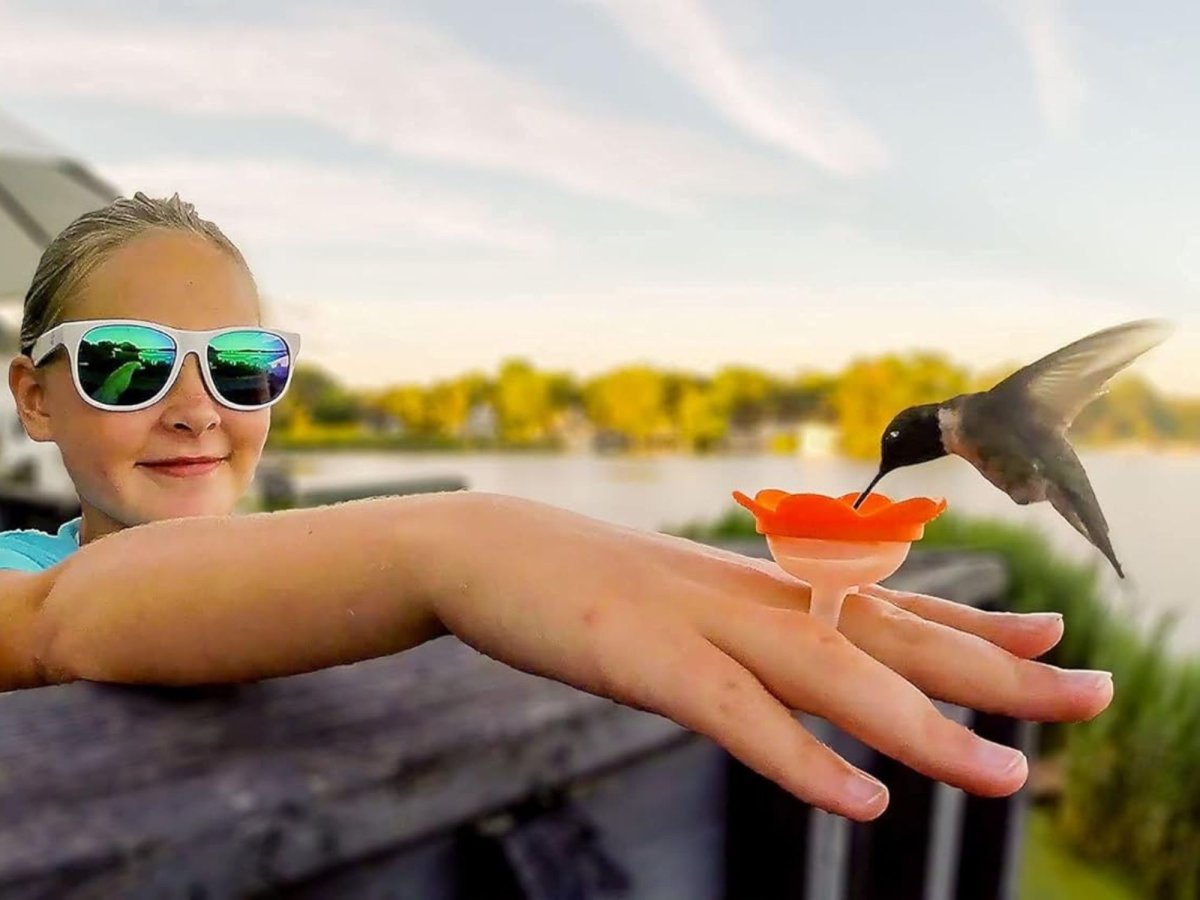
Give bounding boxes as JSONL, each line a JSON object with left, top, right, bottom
{"left": 252, "top": 464, "right": 468, "bottom": 511}
{"left": 0, "top": 641, "right": 686, "bottom": 896}
{"left": 0, "top": 548, "right": 1008, "bottom": 898}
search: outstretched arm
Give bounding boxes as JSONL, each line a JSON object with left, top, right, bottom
{"left": 16, "top": 493, "right": 453, "bottom": 687}
{"left": 1, "top": 490, "right": 1111, "bottom": 822}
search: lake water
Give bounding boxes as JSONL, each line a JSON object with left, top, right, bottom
{"left": 273, "top": 449, "right": 1200, "bottom": 657}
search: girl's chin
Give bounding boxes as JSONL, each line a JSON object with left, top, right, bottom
{"left": 134, "top": 466, "right": 242, "bottom": 504}
{"left": 135, "top": 488, "right": 240, "bottom": 520}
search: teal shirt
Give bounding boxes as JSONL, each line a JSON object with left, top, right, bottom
{"left": 0, "top": 518, "right": 82, "bottom": 572}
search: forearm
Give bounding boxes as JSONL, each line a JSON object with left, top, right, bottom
{"left": 33, "top": 492, "right": 471, "bottom": 685}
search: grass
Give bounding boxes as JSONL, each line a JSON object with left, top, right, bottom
{"left": 1020, "top": 805, "right": 1141, "bottom": 900}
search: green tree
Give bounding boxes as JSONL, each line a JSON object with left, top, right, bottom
{"left": 710, "top": 365, "right": 775, "bottom": 429}
{"left": 1174, "top": 398, "right": 1200, "bottom": 441}
{"left": 372, "top": 384, "right": 430, "bottom": 434}
{"left": 583, "top": 365, "right": 672, "bottom": 448}
{"left": 972, "top": 363, "right": 1019, "bottom": 393}
{"left": 425, "top": 373, "right": 489, "bottom": 438}
{"left": 545, "top": 370, "right": 582, "bottom": 408}
{"left": 274, "top": 363, "right": 363, "bottom": 427}
{"left": 771, "top": 371, "right": 836, "bottom": 422}
{"left": 833, "top": 353, "right": 971, "bottom": 459}
{"left": 495, "top": 358, "right": 555, "bottom": 444}
{"left": 675, "top": 381, "right": 727, "bottom": 452}
{"left": 1072, "top": 376, "right": 1179, "bottom": 444}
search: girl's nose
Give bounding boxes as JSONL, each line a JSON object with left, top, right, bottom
{"left": 160, "top": 356, "right": 220, "bottom": 433}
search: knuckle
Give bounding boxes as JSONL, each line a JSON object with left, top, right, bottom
{"left": 790, "top": 612, "right": 854, "bottom": 655}
{"left": 884, "top": 590, "right": 920, "bottom": 612}
{"left": 801, "top": 624, "right": 859, "bottom": 667}
{"left": 713, "top": 683, "right": 748, "bottom": 721}
{"left": 759, "top": 606, "right": 850, "bottom": 659}
{"left": 812, "top": 627, "right": 849, "bottom": 657}
{"left": 1006, "top": 658, "right": 1040, "bottom": 694}
{"left": 878, "top": 603, "right": 929, "bottom": 647}
{"left": 699, "top": 660, "right": 763, "bottom": 726}
{"left": 917, "top": 701, "right": 964, "bottom": 753}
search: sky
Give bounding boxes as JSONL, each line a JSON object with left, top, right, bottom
{"left": 0, "top": 0, "right": 1197, "bottom": 392}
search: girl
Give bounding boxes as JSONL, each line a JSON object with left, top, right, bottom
{"left": 0, "top": 193, "right": 1111, "bottom": 823}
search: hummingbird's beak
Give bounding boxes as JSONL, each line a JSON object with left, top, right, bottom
{"left": 852, "top": 469, "right": 885, "bottom": 510}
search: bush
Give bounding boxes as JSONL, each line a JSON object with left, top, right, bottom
{"left": 918, "top": 517, "right": 1200, "bottom": 898}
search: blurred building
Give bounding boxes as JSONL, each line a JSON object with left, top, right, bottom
{"left": 0, "top": 110, "right": 120, "bottom": 498}
{"left": 796, "top": 421, "right": 839, "bottom": 458}
{"left": 461, "top": 401, "right": 499, "bottom": 442}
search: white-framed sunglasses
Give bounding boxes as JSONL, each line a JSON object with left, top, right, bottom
{"left": 30, "top": 318, "right": 301, "bottom": 412}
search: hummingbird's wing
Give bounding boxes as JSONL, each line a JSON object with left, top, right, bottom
{"left": 988, "top": 319, "right": 1173, "bottom": 431}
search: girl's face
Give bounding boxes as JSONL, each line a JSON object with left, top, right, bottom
{"left": 11, "top": 230, "right": 270, "bottom": 541}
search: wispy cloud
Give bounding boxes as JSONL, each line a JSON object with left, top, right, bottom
{"left": 583, "top": 0, "right": 888, "bottom": 176}
{"left": 95, "top": 158, "right": 556, "bottom": 254}
{"left": 0, "top": 5, "right": 801, "bottom": 210}
{"left": 288, "top": 275, "right": 1194, "bottom": 391}
{"left": 1000, "top": 0, "right": 1088, "bottom": 135}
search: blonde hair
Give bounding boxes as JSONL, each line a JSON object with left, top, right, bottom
{"left": 19, "top": 192, "right": 251, "bottom": 355}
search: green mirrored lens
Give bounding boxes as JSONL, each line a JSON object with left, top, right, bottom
{"left": 207, "top": 330, "right": 291, "bottom": 407}
{"left": 79, "top": 324, "right": 177, "bottom": 406}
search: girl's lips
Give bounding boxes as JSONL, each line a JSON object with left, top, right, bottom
{"left": 139, "top": 458, "right": 226, "bottom": 478}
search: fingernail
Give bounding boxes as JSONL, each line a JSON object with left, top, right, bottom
{"left": 1018, "top": 612, "right": 1063, "bottom": 628}
{"left": 1068, "top": 669, "right": 1114, "bottom": 690}
{"left": 846, "top": 774, "right": 888, "bottom": 809}
{"left": 974, "top": 740, "right": 1027, "bottom": 776}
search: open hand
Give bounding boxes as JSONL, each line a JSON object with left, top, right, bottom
{"left": 427, "top": 492, "right": 1112, "bottom": 821}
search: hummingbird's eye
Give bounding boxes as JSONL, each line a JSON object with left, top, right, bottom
{"left": 888, "top": 430, "right": 900, "bottom": 439}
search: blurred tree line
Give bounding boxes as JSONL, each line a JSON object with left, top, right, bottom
{"left": 269, "top": 352, "right": 1200, "bottom": 458}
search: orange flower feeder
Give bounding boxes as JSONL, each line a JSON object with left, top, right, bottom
{"left": 732, "top": 490, "right": 947, "bottom": 627}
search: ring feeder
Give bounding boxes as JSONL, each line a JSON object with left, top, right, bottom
{"left": 732, "top": 490, "right": 947, "bottom": 628}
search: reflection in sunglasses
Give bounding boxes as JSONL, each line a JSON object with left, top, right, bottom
{"left": 93, "top": 361, "right": 145, "bottom": 406}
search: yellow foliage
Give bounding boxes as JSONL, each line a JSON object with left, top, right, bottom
{"left": 833, "top": 353, "right": 970, "bottom": 460}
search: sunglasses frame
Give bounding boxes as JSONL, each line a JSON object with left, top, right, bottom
{"left": 30, "top": 318, "right": 302, "bottom": 412}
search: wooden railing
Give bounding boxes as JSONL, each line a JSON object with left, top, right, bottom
{"left": 252, "top": 461, "right": 467, "bottom": 511}
{"left": 0, "top": 537, "right": 1029, "bottom": 899}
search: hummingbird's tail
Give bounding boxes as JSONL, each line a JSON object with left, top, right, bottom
{"left": 1048, "top": 484, "right": 1124, "bottom": 579}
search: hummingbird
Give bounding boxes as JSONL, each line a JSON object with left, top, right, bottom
{"left": 852, "top": 319, "right": 1174, "bottom": 578}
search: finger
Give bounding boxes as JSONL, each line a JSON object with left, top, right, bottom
{"left": 600, "top": 621, "right": 890, "bottom": 821}
{"left": 701, "top": 603, "right": 1029, "bottom": 798}
{"left": 857, "top": 583, "right": 1064, "bottom": 659}
{"left": 839, "top": 591, "right": 1113, "bottom": 723}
